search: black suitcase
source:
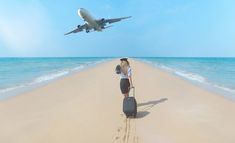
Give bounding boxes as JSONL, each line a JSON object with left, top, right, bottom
{"left": 123, "top": 87, "right": 137, "bottom": 118}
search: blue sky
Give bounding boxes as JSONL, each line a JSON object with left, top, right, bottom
{"left": 0, "top": 0, "right": 235, "bottom": 57}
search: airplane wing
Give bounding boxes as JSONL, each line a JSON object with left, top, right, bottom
{"left": 96, "top": 16, "right": 131, "bottom": 25}
{"left": 104, "top": 16, "right": 132, "bottom": 24}
{"left": 64, "top": 23, "right": 90, "bottom": 35}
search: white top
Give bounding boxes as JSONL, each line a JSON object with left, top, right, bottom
{"left": 120, "top": 67, "right": 132, "bottom": 79}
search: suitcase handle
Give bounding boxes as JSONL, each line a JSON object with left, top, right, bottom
{"left": 129, "top": 87, "right": 135, "bottom": 97}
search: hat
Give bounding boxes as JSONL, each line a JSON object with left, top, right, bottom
{"left": 120, "top": 57, "right": 128, "bottom": 61}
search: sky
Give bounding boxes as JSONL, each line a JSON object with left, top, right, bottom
{"left": 0, "top": 0, "right": 235, "bottom": 57}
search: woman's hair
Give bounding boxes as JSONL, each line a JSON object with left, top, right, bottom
{"left": 120, "top": 60, "right": 130, "bottom": 75}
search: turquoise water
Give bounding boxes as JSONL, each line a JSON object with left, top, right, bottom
{"left": 1, "top": 57, "right": 235, "bottom": 100}
{"left": 138, "top": 58, "right": 235, "bottom": 99}
{"left": 0, "top": 57, "right": 110, "bottom": 99}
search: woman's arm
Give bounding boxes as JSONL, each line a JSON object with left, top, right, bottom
{"left": 128, "top": 67, "right": 134, "bottom": 88}
{"left": 129, "top": 76, "right": 134, "bottom": 88}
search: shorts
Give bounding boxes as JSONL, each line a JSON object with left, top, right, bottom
{"left": 120, "top": 79, "right": 130, "bottom": 94}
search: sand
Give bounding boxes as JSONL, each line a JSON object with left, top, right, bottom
{"left": 0, "top": 59, "right": 235, "bottom": 143}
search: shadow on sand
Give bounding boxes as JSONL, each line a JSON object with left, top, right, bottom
{"left": 136, "top": 98, "right": 168, "bottom": 119}
{"left": 136, "top": 111, "right": 150, "bottom": 118}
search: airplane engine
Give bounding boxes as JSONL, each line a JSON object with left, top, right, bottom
{"left": 100, "top": 18, "right": 106, "bottom": 29}
{"left": 64, "top": 8, "right": 131, "bottom": 35}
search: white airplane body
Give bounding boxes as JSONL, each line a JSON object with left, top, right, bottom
{"left": 65, "top": 8, "right": 131, "bottom": 35}
{"left": 79, "top": 8, "right": 102, "bottom": 31}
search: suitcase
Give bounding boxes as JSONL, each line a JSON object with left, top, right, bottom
{"left": 123, "top": 87, "right": 137, "bottom": 118}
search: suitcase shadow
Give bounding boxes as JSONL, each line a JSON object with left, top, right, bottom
{"left": 136, "top": 98, "right": 168, "bottom": 119}
{"left": 136, "top": 111, "right": 150, "bottom": 118}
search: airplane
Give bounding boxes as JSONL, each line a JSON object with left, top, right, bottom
{"left": 64, "top": 8, "right": 131, "bottom": 35}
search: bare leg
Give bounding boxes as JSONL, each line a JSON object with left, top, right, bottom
{"left": 123, "top": 86, "right": 130, "bottom": 98}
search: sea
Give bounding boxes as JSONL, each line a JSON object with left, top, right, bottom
{"left": 0, "top": 57, "right": 235, "bottom": 101}
{"left": 137, "top": 57, "right": 235, "bottom": 100}
{"left": 0, "top": 57, "right": 110, "bottom": 100}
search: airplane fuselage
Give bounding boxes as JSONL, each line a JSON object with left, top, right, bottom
{"left": 64, "top": 8, "right": 131, "bottom": 35}
{"left": 78, "top": 8, "right": 102, "bottom": 31}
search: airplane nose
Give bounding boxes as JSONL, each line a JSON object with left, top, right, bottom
{"left": 77, "top": 8, "right": 83, "bottom": 17}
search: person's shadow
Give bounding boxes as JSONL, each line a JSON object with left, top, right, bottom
{"left": 136, "top": 98, "right": 168, "bottom": 119}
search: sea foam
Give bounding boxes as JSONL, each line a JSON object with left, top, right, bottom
{"left": 138, "top": 58, "right": 235, "bottom": 98}
{"left": 0, "top": 58, "right": 109, "bottom": 98}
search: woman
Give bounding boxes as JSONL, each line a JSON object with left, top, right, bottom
{"left": 119, "top": 58, "right": 133, "bottom": 98}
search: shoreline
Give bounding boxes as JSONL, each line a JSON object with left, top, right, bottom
{"left": 1, "top": 57, "right": 234, "bottom": 102}
{"left": 0, "top": 59, "right": 235, "bottom": 143}
{"left": 0, "top": 58, "right": 113, "bottom": 101}
{"left": 135, "top": 58, "right": 235, "bottom": 101}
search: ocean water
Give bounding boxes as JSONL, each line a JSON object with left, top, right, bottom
{"left": 138, "top": 57, "right": 235, "bottom": 100}
{"left": 0, "top": 57, "right": 110, "bottom": 99}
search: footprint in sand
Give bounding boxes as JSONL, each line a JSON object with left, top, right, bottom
{"left": 116, "top": 114, "right": 140, "bottom": 143}
{"left": 117, "top": 127, "right": 122, "bottom": 132}
{"left": 115, "top": 127, "right": 122, "bottom": 142}
{"left": 115, "top": 136, "right": 120, "bottom": 140}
